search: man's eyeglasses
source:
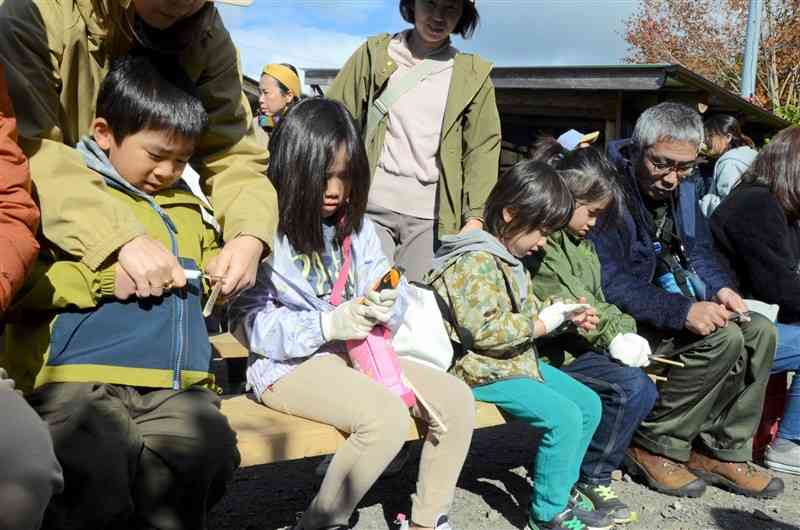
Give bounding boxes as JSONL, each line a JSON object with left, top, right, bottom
{"left": 646, "top": 153, "right": 699, "bottom": 178}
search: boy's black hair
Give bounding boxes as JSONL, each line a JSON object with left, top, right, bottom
{"left": 95, "top": 52, "right": 208, "bottom": 143}
{"left": 484, "top": 160, "right": 574, "bottom": 240}
{"left": 399, "top": 0, "right": 480, "bottom": 39}
{"left": 268, "top": 98, "right": 370, "bottom": 255}
{"left": 555, "top": 147, "right": 624, "bottom": 226}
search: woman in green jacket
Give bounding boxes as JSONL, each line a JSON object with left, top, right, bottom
{"left": 327, "top": 0, "right": 501, "bottom": 282}
{"left": 530, "top": 146, "right": 658, "bottom": 525}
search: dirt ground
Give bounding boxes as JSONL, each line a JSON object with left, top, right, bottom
{"left": 209, "top": 421, "right": 800, "bottom": 530}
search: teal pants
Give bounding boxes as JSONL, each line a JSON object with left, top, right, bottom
{"left": 473, "top": 363, "right": 601, "bottom": 522}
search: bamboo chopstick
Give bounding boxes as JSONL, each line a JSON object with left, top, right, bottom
{"left": 651, "top": 356, "right": 686, "bottom": 368}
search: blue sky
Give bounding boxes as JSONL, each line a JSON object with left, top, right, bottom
{"left": 218, "top": 0, "right": 640, "bottom": 84}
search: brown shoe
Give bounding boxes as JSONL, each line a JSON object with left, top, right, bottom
{"left": 687, "top": 450, "right": 784, "bottom": 498}
{"left": 624, "top": 446, "right": 707, "bottom": 497}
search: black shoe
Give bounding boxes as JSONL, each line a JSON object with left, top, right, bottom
{"left": 576, "top": 481, "right": 638, "bottom": 524}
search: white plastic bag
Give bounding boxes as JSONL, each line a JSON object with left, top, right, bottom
{"left": 392, "top": 284, "right": 454, "bottom": 371}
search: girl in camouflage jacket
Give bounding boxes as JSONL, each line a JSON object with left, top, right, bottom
{"left": 427, "top": 161, "right": 611, "bottom": 530}
{"left": 530, "top": 147, "right": 658, "bottom": 525}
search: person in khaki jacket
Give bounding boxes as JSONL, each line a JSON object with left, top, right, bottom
{"left": 0, "top": 0, "right": 277, "bottom": 298}
{"left": 327, "top": 0, "right": 501, "bottom": 282}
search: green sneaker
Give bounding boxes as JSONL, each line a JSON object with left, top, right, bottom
{"left": 527, "top": 506, "right": 613, "bottom": 530}
{"left": 576, "top": 481, "right": 639, "bottom": 524}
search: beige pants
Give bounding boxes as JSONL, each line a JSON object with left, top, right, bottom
{"left": 261, "top": 354, "right": 475, "bottom": 528}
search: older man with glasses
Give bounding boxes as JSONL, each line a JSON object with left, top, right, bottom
{"left": 591, "top": 102, "right": 782, "bottom": 500}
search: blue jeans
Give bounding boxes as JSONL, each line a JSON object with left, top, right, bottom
{"left": 472, "top": 363, "right": 601, "bottom": 522}
{"left": 774, "top": 323, "right": 800, "bottom": 440}
{"left": 563, "top": 352, "right": 658, "bottom": 484}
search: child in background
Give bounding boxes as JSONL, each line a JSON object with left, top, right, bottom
{"left": 530, "top": 147, "right": 658, "bottom": 524}
{"left": 2, "top": 53, "right": 239, "bottom": 530}
{"left": 229, "top": 97, "right": 475, "bottom": 530}
{"left": 426, "top": 161, "right": 612, "bottom": 530}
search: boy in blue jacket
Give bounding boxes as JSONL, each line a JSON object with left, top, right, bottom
{"left": 592, "top": 102, "right": 780, "bottom": 500}
{"left": 3, "top": 53, "right": 239, "bottom": 529}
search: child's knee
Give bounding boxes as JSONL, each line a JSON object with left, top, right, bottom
{"left": 355, "top": 394, "right": 410, "bottom": 450}
{"left": 431, "top": 376, "right": 476, "bottom": 435}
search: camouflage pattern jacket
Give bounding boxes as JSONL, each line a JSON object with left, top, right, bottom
{"left": 427, "top": 250, "right": 544, "bottom": 387}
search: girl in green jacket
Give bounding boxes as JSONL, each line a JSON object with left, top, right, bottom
{"left": 427, "top": 161, "right": 614, "bottom": 530}
{"left": 530, "top": 146, "right": 658, "bottom": 525}
{"left": 327, "top": 0, "right": 501, "bottom": 282}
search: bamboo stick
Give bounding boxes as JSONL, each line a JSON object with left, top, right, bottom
{"left": 401, "top": 374, "right": 448, "bottom": 434}
{"left": 651, "top": 356, "right": 686, "bottom": 368}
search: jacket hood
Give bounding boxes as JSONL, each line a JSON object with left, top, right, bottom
{"left": 431, "top": 229, "right": 528, "bottom": 303}
{"left": 718, "top": 145, "right": 758, "bottom": 166}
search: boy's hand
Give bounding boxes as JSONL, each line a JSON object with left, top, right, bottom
{"left": 118, "top": 236, "right": 186, "bottom": 298}
{"left": 205, "top": 235, "right": 264, "bottom": 297}
{"left": 114, "top": 263, "right": 137, "bottom": 300}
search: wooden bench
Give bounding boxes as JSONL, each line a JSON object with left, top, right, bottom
{"left": 211, "top": 333, "right": 509, "bottom": 468}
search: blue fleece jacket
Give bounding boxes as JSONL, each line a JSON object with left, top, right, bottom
{"left": 589, "top": 139, "right": 733, "bottom": 331}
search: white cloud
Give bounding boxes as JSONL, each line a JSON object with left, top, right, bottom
{"left": 229, "top": 24, "right": 367, "bottom": 89}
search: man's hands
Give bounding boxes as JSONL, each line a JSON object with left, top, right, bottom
{"left": 205, "top": 235, "right": 264, "bottom": 297}
{"left": 686, "top": 302, "right": 730, "bottom": 336}
{"left": 117, "top": 236, "right": 186, "bottom": 299}
{"left": 685, "top": 288, "right": 749, "bottom": 336}
{"left": 459, "top": 218, "right": 484, "bottom": 234}
{"left": 715, "top": 287, "right": 748, "bottom": 315}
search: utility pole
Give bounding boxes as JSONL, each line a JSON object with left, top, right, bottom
{"left": 740, "top": 0, "right": 763, "bottom": 99}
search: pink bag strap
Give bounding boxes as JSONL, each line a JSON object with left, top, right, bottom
{"left": 330, "top": 234, "right": 352, "bottom": 306}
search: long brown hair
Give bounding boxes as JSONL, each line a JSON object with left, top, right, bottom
{"left": 738, "top": 127, "right": 800, "bottom": 217}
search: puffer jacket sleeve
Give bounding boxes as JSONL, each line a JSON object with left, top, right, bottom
{"left": 0, "top": 62, "right": 40, "bottom": 314}
{"left": 228, "top": 266, "right": 327, "bottom": 362}
{"left": 0, "top": 0, "right": 145, "bottom": 270}
{"left": 461, "top": 74, "right": 501, "bottom": 222}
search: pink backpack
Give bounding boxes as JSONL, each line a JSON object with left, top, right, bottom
{"left": 330, "top": 235, "right": 416, "bottom": 407}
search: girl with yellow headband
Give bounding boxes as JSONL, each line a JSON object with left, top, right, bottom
{"left": 256, "top": 63, "right": 302, "bottom": 141}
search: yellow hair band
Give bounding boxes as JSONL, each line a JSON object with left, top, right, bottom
{"left": 262, "top": 64, "right": 301, "bottom": 100}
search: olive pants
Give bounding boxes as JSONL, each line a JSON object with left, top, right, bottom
{"left": 636, "top": 314, "right": 777, "bottom": 462}
{"left": 27, "top": 383, "right": 240, "bottom": 530}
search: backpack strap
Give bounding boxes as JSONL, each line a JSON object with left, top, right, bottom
{"left": 364, "top": 58, "right": 444, "bottom": 146}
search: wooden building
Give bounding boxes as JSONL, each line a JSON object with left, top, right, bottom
{"left": 245, "top": 64, "right": 789, "bottom": 154}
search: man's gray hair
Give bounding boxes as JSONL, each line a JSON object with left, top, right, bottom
{"left": 631, "top": 102, "right": 704, "bottom": 156}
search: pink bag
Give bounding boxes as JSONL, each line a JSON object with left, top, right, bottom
{"left": 330, "top": 235, "right": 416, "bottom": 408}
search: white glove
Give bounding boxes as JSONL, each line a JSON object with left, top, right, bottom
{"left": 321, "top": 300, "right": 374, "bottom": 342}
{"left": 608, "top": 333, "right": 652, "bottom": 367}
{"left": 363, "top": 287, "right": 397, "bottom": 324}
{"left": 0, "top": 367, "right": 16, "bottom": 392}
{"left": 538, "top": 303, "right": 592, "bottom": 335}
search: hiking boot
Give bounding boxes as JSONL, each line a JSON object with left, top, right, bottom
{"left": 624, "top": 446, "right": 707, "bottom": 497}
{"left": 764, "top": 438, "right": 800, "bottom": 476}
{"left": 527, "top": 506, "right": 613, "bottom": 530}
{"left": 687, "top": 450, "right": 784, "bottom": 498}
{"left": 576, "top": 481, "right": 638, "bottom": 524}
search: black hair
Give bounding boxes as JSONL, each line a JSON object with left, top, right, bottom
{"left": 268, "top": 98, "right": 370, "bottom": 255}
{"left": 554, "top": 147, "right": 624, "bottom": 225}
{"left": 484, "top": 160, "right": 574, "bottom": 240}
{"left": 529, "top": 136, "right": 568, "bottom": 167}
{"left": 95, "top": 52, "right": 208, "bottom": 143}
{"left": 704, "top": 114, "right": 755, "bottom": 151}
{"left": 738, "top": 127, "right": 800, "bottom": 218}
{"left": 399, "top": 0, "right": 480, "bottom": 39}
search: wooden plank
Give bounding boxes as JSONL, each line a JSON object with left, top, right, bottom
{"left": 210, "top": 333, "right": 248, "bottom": 359}
{"left": 222, "top": 395, "right": 507, "bottom": 467}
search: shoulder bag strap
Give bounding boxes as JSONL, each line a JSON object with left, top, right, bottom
{"left": 330, "top": 235, "right": 353, "bottom": 307}
{"left": 364, "top": 58, "right": 443, "bottom": 146}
